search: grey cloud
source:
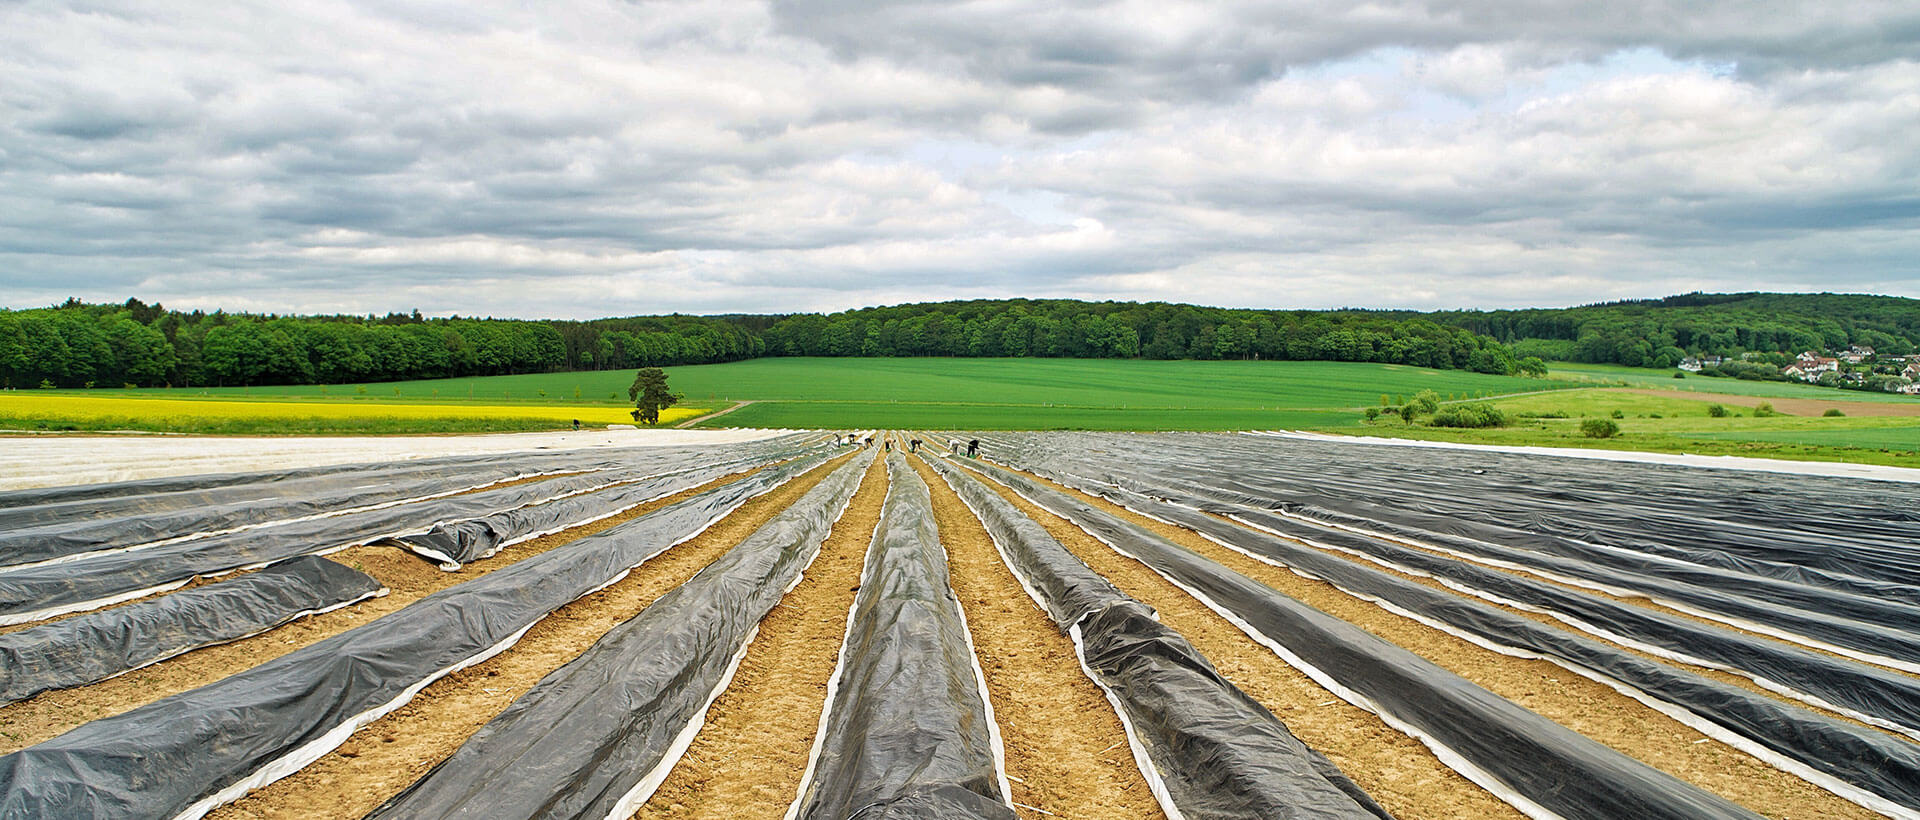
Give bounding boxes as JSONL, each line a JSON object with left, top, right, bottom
{"left": 1, "top": 0, "right": 1918, "bottom": 319}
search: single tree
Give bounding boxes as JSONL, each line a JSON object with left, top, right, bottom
{"left": 628, "top": 367, "right": 682, "bottom": 426}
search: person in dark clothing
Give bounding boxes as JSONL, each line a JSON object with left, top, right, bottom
{"left": 571, "top": 419, "right": 580, "bottom": 431}
{"left": 884, "top": 440, "right": 892, "bottom": 451}
{"left": 967, "top": 439, "right": 979, "bottom": 458}
{"left": 908, "top": 438, "right": 920, "bottom": 453}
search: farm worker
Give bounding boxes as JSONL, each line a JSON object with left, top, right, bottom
{"left": 884, "top": 440, "right": 893, "bottom": 451}
{"left": 571, "top": 419, "right": 580, "bottom": 431}
{"left": 967, "top": 439, "right": 979, "bottom": 458}
{"left": 909, "top": 438, "right": 920, "bottom": 452}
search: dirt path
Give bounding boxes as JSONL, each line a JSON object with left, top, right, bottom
{"left": 633, "top": 453, "right": 886, "bottom": 819}
{"left": 675, "top": 400, "right": 757, "bottom": 428}
{"left": 909, "top": 453, "right": 1164, "bottom": 820}
{"left": 1620, "top": 388, "right": 1920, "bottom": 417}
{"left": 208, "top": 454, "right": 853, "bottom": 820}
{"left": 1001, "top": 468, "right": 1876, "bottom": 820}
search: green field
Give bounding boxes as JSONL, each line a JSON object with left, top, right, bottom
{"left": 15, "top": 357, "right": 1919, "bottom": 466}
{"left": 78, "top": 358, "right": 1567, "bottom": 431}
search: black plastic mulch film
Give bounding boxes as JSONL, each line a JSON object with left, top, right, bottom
{"left": 792, "top": 452, "right": 1014, "bottom": 820}
{"left": 367, "top": 449, "right": 873, "bottom": 820}
{"left": 0, "top": 556, "right": 385, "bottom": 707}
{"left": 389, "top": 445, "right": 807, "bottom": 570}
{"left": 0, "top": 450, "right": 830, "bottom": 820}
{"left": 1001, "top": 455, "right": 1920, "bottom": 816}
{"left": 0, "top": 438, "right": 817, "bottom": 625}
{"left": 994, "top": 435, "right": 1920, "bottom": 746}
{"left": 0, "top": 454, "right": 602, "bottom": 570}
{"left": 1064, "top": 436, "right": 1920, "bottom": 673}
{"left": 926, "top": 453, "right": 1389, "bottom": 820}
{"left": 957, "top": 449, "right": 1761, "bottom": 820}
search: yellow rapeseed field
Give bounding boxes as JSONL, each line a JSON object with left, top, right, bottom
{"left": 0, "top": 393, "right": 707, "bottom": 430}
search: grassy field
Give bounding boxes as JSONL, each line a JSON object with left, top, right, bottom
{"left": 0, "top": 393, "right": 706, "bottom": 435}
{"left": 52, "top": 358, "right": 1568, "bottom": 433}
{"left": 1346, "top": 385, "right": 1920, "bottom": 466}
{"left": 679, "top": 358, "right": 1566, "bottom": 430}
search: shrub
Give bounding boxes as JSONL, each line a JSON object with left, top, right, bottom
{"left": 1364, "top": 407, "right": 1381, "bottom": 421}
{"left": 1609, "top": 409, "right": 1624, "bottom": 419}
{"left": 1410, "top": 389, "right": 1441, "bottom": 415}
{"left": 1431, "top": 404, "right": 1508, "bottom": 428}
{"left": 1707, "top": 404, "right": 1729, "bottom": 417}
{"left": 1823, "top": 408, "right": 1845, "bottom": 417}
{"left": 1649, "top": 413, "right": 1663, "bottom": 418}
{"left": 1673, "top": 372, "right": 1685, "bottom": 379}
{"left": 1754, "top": 401, "right": 1777, "bottom": 417}
{"left": 1581, "top": 418, "right": 1621, "bottom": 438}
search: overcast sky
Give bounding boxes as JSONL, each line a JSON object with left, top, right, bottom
{"left": 4, "top": 1, "right": 1918, "bottom": 318}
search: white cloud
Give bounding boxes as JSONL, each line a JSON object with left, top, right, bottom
{"left": 1, "top": 0, "right": 1917, "bottom": 317}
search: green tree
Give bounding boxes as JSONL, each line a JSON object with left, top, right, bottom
{"left": 1581, "top": 418, "right": 1621, "bottom": 438}
{"left": 627, "top": 367, "right": 681, "bottom": 426}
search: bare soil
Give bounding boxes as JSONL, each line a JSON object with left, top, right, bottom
{"left": 634, "top": 453, "right": 886, "bottom": 819}
{"left": 208, "top": 454, "right": 852, "bottom": 819}
{"left": 909, "top": 453, "right": 1164, "bottom": 820}
{"left": 1004, "top": 467, "right": 1876, "bottom": 820}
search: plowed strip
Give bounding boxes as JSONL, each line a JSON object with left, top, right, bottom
{"left": 909, "top": 453, "right": 1163, "bottom": 820}
{"left": 0, "top": 466, "right": 774, "bottom": 755}
{"left": 632, "top": 454, "right": 886, "bottom": 819}
{"left": 1007, "top": 467, "right": 1876, "bottom": 820}
{"left": 969, "top": 469, "right": 1526, "bottom": 820}
{"left": 205, "top": 454, "right": 851, "bottom": 820}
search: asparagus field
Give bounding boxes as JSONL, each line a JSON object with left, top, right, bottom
{"left": 0, "top": 429, "right": 1916, "bottom": 819}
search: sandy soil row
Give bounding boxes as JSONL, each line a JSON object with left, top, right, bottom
{"left": 996, "top": 465, "right": 1877, "bottom": 820}
{"left": 907, "top": 453, "right": 1164, "bottom": 820}
{"left": 634, "top": 453, "right": 887, "bottom": 819}
{"left": 208, "top": 453, "right": 855, "bottom": 819}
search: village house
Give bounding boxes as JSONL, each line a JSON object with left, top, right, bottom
{"left": 1784, "top": 354, "right": 1841, "bottom": 382}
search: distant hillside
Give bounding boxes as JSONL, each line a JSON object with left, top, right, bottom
{"left": 1428, "top": 292, "right": 1920, "bottom": 367}
{"left": 5, "top": 291, "right": 1911, "bottom": 389}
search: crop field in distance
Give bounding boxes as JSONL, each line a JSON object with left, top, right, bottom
{"left": 5, "top": 357, "right": 1915, "bottom": 464}
{"left": 0, "top": 392, "right": 707, "bottom": 435}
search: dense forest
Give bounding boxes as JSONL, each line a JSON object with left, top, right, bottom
{"left": 0, "top": 297, "right": 1518, "bottom": 388}
{"left": 1427, "top": 292, "right": 1920, "bottom": 367}
{"left": 3, "top": 291, "right": 1913, "bottom": 388}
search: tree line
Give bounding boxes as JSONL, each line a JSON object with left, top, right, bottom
{"left": 1428, "top": 292, "right": 1920, "bottom": 368}
{"left": 23, "top": 291, "right": 1910, "bottom": 389}
{"left": 0, "top": 299, "right": 761, "bottom": 388}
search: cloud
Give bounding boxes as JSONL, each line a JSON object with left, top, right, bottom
{"left": 1, "top": 0, "right": 1917, "bottom": 318}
